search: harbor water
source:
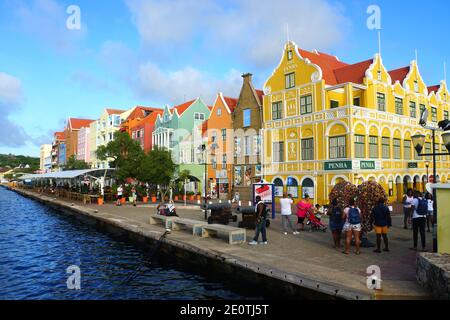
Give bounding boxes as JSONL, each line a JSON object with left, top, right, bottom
{"left": 0, "top": 187, "right": 262, "bottom": 300}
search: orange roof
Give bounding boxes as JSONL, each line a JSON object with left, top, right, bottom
{"left": 172, "top": 99, "right": 196, "bottom": 116}
{"left": 69, "top": 118, "right": 95, "bottom": 130}
{"left": 132, "top": 110, "right": 163, "bottom": 129}
{"left": 106, "top": 108, "right": 126, "bottom": 115}
{"left": 388, "top": 67, "right": 410, "bottom": 84}
{"left": 126, "top": 106, "right": 163, "bottom": 121}
{"left": 428, "top": 85, "right": 440, "bottom": 94}
{"left": 334, "top": 59, "right": 373, "bottom": 85}
{"left": 54, "top": 132, "right": 65, "bottom": 140}
{"left": 223, "top": 96, "right": 238, "bottom": 113}
{"left": 298, "top": 48, "right": 349, "bottom": 85}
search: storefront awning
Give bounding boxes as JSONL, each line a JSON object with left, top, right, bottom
{"left": 19, "top": 169, "right": 115, "bottom": 180}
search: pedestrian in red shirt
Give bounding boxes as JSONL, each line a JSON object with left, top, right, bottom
{"left": 297, "top": 195, "right": 313, "bottom": 231}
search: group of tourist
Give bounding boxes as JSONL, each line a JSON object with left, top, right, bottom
{"left": 249, "top": 190, "right": 432, "bottom": 255}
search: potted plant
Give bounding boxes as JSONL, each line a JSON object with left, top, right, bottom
{"left": 142, "top": 185, "right": 149, "bottom": 203}
{"left": 196, "top": 192, "right": 201, "bottom": 201}
{"left": 187, "top": 191, "right": 195, "bottom": 201}
{"left": 97, "top": 189, "right": 104, "bottom": 206}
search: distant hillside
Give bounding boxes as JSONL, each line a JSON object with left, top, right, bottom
{"left": 0, "top": 153, "right": 40, "bottom": 170}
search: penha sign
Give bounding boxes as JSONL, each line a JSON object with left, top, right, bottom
{"left": 324, "top": 161, "right": 352, "bottom": 171}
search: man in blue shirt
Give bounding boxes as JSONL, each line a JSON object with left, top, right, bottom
{"left": 372, "top": 198, "right": 392, "bottom": 253}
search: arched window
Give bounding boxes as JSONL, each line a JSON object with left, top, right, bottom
{"left": 287, "top": 177, "right": 299, "bottom": 198}
{"left": 302, "top": 178, "right": 314, "bottom": 199}
{"left": 273, "top": 178, "right": 283, "bottom": 197}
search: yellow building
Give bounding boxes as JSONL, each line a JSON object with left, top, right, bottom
{"left": 262, "top": 41, "right": 450, "bottom": 205}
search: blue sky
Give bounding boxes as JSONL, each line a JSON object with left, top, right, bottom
{"left": 0, "top": 0, "right": 449, "bottom": 157}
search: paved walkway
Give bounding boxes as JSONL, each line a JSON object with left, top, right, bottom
{"left": 79, "top": 200, "right": 431, "bottom": 299}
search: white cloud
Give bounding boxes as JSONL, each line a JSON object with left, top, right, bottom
{"left": 126, "top": 0, "right": 350, "bottom": 67}
{"left": 0, "top": 72, "right": 23, "bottom": 105}
{"left": 136, "top": 63, "right": 242, "bottom": 104}
{"left": 0, "top": 72, "right": 30, "bottom": 147}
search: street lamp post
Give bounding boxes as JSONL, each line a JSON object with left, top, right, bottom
{"left": 412, "top": 124, "right": 450, "bottom": 253}
{"left": 198, "top": 144, "right": 208, "bottom": 220}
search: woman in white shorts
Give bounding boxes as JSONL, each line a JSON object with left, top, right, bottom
{"left": 342, "top": 199, "right": 362, "bottom": 255}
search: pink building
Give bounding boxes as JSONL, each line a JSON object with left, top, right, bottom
{"left": 77, "top": 126, "right": 90, "bottom": 163}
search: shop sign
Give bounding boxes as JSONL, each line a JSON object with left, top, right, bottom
{"left": 408, "top": 162, "right": 418, "bottom": 169}
{"left": 216, "top": 170, "right": 227, "bottom": 179}
{"left": 324, "top": 161, "right": 352, "bottom": 171}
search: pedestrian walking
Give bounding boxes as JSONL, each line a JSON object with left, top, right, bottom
{"left": 402, "top": 188, "right": 414, "bottom": 229}
{"left": 279, "top": 193, "right": 299, "bottom": 235}
{"left": 342, "top": 199, "right": 362, "bottom": 255}
{"left": 116, "top": 184, "right": 123, "bottom": 206}
{"left": 410, "top": 191, "right": 428, "bottom": 251}
{"left": 248, "top": 196, "right": 268, "bottom": 245}
{"left": 425, "top": 193, "right": 434, "bottom": 232}
{"left": 296, "top": 194, "right": 313, "bottom": 231}
{"left": 372, "top": 198, "right": 391, "bottom": 253}
{"left": 131, "top": 186, "right": 137, "bottom": 207}
{"left": 329, "top": 199, "right": 344, "bottom": 249}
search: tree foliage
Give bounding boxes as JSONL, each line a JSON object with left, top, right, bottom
{"left": 137, "top": 147, "right": 176, "bottom": 198}
{"left": 0, "top": 153, "right": 40, "bottom": 170}
{"left": 96, "top": 131, "right": 145, "bottom": 182}
{"left": 64, "top": 155, "right": 90, "bottom": 170}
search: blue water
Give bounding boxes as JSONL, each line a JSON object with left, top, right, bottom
{"left": 0, "top": 188, "right": 260, "bottom": 300}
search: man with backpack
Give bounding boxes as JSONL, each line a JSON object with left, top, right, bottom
{"left": 410, "top": 191, "right": 428, "bottom": 251}
{"left": 249, "top": 196, "right": 268, "bottom": 245}
{"left": 372, "top": 198, "right": 392, "bottom": 253}
{"left": 342, "top": 199, "right": 362, "bottom": 255}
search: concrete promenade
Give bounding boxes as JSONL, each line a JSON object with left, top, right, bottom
{"left": 10, "top": 188, "right": 432, "bottom": 300}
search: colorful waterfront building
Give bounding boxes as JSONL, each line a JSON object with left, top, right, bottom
{"left": 153, "top": 98, "right": 212, "bottom": 187}
{"left": 39, "top": 144, "right": 52, "bottom": 173}
{"left": 232, "top": 73, "right": 264, "bottom": 202}
{"left": 51, "top": 132, "right": 65, "bottom": 171}
{"left": 120, "top": 106, "right": 162, "bottom": 136}
{"left": 130, "top": 110, "right": 163, "bottom": 153}
{"left": 179, "top": 120, "right": 208, "bottom": 194}
{"left": 261, "top": 41, "right": 450, "bottom": 205}
{"left": 64, "top": 118, "right": 95, "bottom": 162}
{"left": 90, "top": 108, "right": 133, "bottom": 169}
{"left": 77, "top": 126, "right": 90, "bottom": 164}
{"left": 206, "top": 93, "right": 238, "bottom": 200}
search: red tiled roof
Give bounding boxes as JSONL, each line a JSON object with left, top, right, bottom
{"left": 172, "top": 99, "right": 196, "bottom": 116}
{"left": 255, "top": 89, "right": 264, "bottom": 105}
{"left": 334, "top": 59, "right": 374, "bottom": 85}
{"left": 428, "top": 85, "right": 440, "bottom": 94}
{"left": 54, "top": 132, "right": 65, "bottom": 140}
{"left": 388, "top": 67, "right": 410, "bottom": 84}
{"left": 298, "top": 49, "right": 349, "bottom": 85}
{"left": 223, "top": 96, "right": 238, "bottom": 113}
{"left": 106, "top": 108, "right": 126, "bottom": 115}
{"left": 69, "top": 118, "right": 95, "bottom": 130}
